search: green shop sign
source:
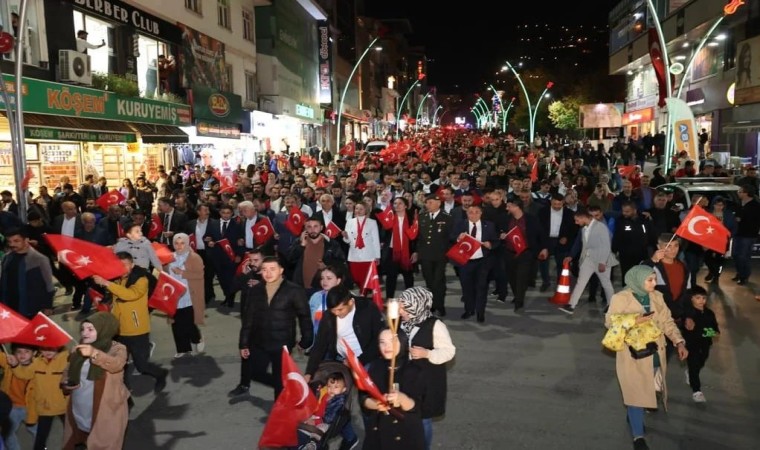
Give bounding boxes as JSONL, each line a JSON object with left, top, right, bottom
{"left": 196, "top": 120, "right": 241, "bottom": 139}
{"left": 191, "top": 86, "right": 243, "bottom": 125}
{"left": 25, "top": 127, "right": 137, "bottom": 143}
{"left": 0, "top": 75, "right": 192, "bottom": 126}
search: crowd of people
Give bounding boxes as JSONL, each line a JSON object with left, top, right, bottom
{"left": 0, "top": 128, "right": 758, "bottom": 450}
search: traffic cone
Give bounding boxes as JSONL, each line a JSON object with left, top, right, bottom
{"left": 549, "top": 260, "right": 572, "bottom": 305}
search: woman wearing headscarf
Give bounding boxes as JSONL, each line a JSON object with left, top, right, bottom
{"left": 166, "top": 233, "right": 205, "bottom": 358}
{"left": 361, "top": 328, "right": 425, "bottom": 450}
{"left": 399, "top": 287, "right": 456, "bottom": 450}
{"left": 605, "top": 265, "right": 688, "bottom": 450}
{"left": 62, "top": 312, "right": 129, "bottom": 450}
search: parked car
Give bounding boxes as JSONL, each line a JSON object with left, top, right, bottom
{"left": 365, "top": 140, "right": 389, "bottom": 153}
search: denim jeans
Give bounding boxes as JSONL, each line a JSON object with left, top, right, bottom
{"left": 626, "top": 406, "right": 645, "bottom": 438}
{"left": 4, "top": 406, "right": 36, "bottom": 450}
{"left": 732, "top": 236, "right": 755, "bottom": 280}
{"left": 422, "top": 418, "right": 433, "bottom": 450}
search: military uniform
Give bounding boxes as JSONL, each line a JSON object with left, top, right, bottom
{"left": 416, "top": 210, "right": 452, "bottom": 315}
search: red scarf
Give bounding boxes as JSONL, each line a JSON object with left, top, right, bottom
{"left": 355, "top": 217, "right": 366, "bottom": 249}
{"left": 392, "top": 213, "right": 411, "bottom": 271}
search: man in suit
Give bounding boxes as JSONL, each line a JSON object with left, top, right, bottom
{"left": 311, "top": 193, "right": 347, "bottom": 255}
{"left": 213, "top": 204, "right": 244, "bottom": 307}
{"left": 450, "top": 204, "right": 500, "bottom": 323}
{"left": 414, "top": 194, "right": 453, "bottom": 316}
{"left": 186, "top": 203, "right": 220, "bottom": 304}
{"left": 559, "top": 209, "right": 617, "bottom": 315}
{"left": 504, "top": 198, "right": 548, "bottom": 312}
{"left": 157, "top": 197, "right": 188, "bottom": 249}
{"left": 538, "top": 193, "right": 578, "bottom": 291}
{"left": 51, "top": 200, "right": 83, "bottom": 295}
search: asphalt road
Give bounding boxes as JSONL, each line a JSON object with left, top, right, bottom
{"left": 17, "top": 264, "right": 760, "bottom": 450}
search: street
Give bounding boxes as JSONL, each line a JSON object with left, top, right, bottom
{"left": 21, "top": 265, "right": 760, "bottom": 450}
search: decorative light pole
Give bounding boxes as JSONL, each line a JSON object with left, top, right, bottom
{"left": 336, "top": 37, "right": 379, "bottom": 153}
{"left": 475, "top": 98, "right": 492, "bottom": 129}
{"left": 470, "top": 108, "right": 483, "bottom": 129}
{"left": 502, "top": 97, "right": 516, "bottom": 133}
{"left": 643, "top": 0, "right": 674, "bottom": 171}
{"left": 503, "top": 61, "right": 553, "bottom": 145}
{"left": 396, "top": 77, "right": 423, "bottom": 140}
{"left": 432, "top": 105, "right": 443, "bottom": 127}
{"left": 415, "top": 92, "right": 431, "bottom": 131}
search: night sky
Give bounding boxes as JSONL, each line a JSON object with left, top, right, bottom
{"left": 366, "top": 0, "right": 619, "bottom": 93}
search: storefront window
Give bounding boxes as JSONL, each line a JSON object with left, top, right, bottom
{"left": 73, "top": 11, "right": 114, "bottom": 75}
{"left": 82, "top": 143, "right": 162, "bottom": 187}
{"left": 136, "top": 35, "right": 169, "bottom": 98}
{"left": 2, "top": 0, "right": 44, "bottom": 66}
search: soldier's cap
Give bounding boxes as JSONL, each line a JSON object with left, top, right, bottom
{"left": 657, "top": 185, "right": 675, "bottom": 193}
{"left": 425, "top": 193, "right": 441, "bottom": 202}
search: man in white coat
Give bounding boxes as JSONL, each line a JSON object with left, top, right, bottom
{"left": 559, "top": 209, "right": 617, "bottom": 314}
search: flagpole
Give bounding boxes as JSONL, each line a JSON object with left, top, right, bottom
{"left": 385, "top": 298, "right": 400, "bottom": 393}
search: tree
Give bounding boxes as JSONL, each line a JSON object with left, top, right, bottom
{"left": 548, "top": 96, "right": 582, "bottom": 136}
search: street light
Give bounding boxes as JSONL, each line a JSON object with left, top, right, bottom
{"left": 396, "top": 76, "right": 424, "bottom": 139}
{"left": 475, "top": 98, "right": 491, "bottom": 129}
{"left": 336, "top": 37, "right": 379, "bottom": 154}
{"left": 503, "top": 60, "right": 553, "bottom": 145}
{"left": 432, "top": 105, "right": 443, "bottom": 127}
{"left": 644, "top": 0, "right": 673, "bottom": 171}
{"left": 416, "top": 92, "right": 431, "bottom": 131}
{"left": 502, "top": 97, "right": 516, "bottom": 133}
{"left": 470, "top": 108, "right": 484, "bottom": 129}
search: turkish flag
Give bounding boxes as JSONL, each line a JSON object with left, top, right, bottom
{"left": 148, "top": 214, "right": 163, "bottom": 240}
{"left": 339, "top": 141, "right": 356, "bottom": 157}
{"left": 617, "top": 165, "right": 637, "bottom": 178}
{"left": 188, "top": 233, "right": 197, "bottom": 251}
{"left": 0, "top": 304, "right": 30, "bottom": 343}
{"left": 361, "top": 260, "right": 384, "bottom": 311}
{"left": 117, "top": 222, "right": 125, "bottom": 239}
{"left": 342, "top": 338, "right": 388, "bottom": 407}
{"left": 505, "top": 226, "right": 527, "bottom": 256}
{"left": 20, "top": 167, "right": 34, "bottom": 191}
{"left": 87, "top": 288, "right": 110, "bottom": 312}
{"left": 376, "top": 205, "right": 394, "bottom": 231}
{"left": 95, "top": 189, "right": 125, "bottom": 211}
{"left": 218, "top": 171, "right": 237, "bottom": 194}
{"left": 13, "top": 313, "right": 74, "bottom": 348}
{"left": 151, "top": 242, "right": 175, "bottom": 266}
{"left": 235, "top": 255, "right": 251, "bottom": 276}
{"left": 258, "top": 347, "right": 318, "bottom": 448}
{"left": 284, "top": 207, "right": 307, "bottom": 236}
{"left": 675, "top": 205, "right": 731, "bottom": 254}
{"left": 216, "top": 238, "right": 236, "bottom": 261}
{"left": 446, "top": 234, "right": 482, "bottom": 266}
{"left": 530, "top": 161, "right": 539, "bottom": 183}
{"left": 45, "top": 234, "right": 127, "bottom": 280}
{"left": 253, "top": 217, "right": 275, "bottom": 246}
{"left": 148, "top": 272, "right": 186, "bottom": 317}
{"left": 405, "top": 212, "right": 419, "bottom": 240}
{"left": 324, "top": 220, "right": 342, "bottom": 239}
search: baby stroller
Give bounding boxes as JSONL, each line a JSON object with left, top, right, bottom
{"left": 297, "top": 361, "right": 356, "bottom": 450}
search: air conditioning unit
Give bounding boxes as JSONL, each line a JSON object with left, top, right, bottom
{"left": 59, "top": 50, "right": 92, "bottom": 86}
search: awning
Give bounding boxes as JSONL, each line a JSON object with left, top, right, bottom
{"left": 723, "top": 122, "right": 760, "bottom": 133}
{"left": 128, "top": 122, "right": 189, "bottom": 143}
{"left": 5, "top": 113, "right": 138, "bottom": 142}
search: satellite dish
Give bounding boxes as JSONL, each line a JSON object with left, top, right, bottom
{"left": 670, "top": 62, "right": 685, "bottom": 75}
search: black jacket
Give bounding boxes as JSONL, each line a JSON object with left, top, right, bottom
{"left": 287, "top": 235, "right": 347, "bottom": 289}
{"left": 239, "top": 279, "right": 313, "bottom": 352}
{"left": 305, "top": 296, "right": 384, "bottom": 376}
{"left": 538, "top": 206, "right": 578, "bottom": 251}
{"left": 642, "top": 258, "right": 690, "bottom": 320}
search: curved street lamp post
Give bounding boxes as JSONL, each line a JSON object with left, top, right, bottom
{"left": 396, "top": 78, "right": 422, "bottom": 140}
{"left": 415, "top": 92, "right": 431, "bottom": 131}
{"left": 503, "top": 61, "right": 552, "bottom": 145}
{"left": 336, "top": 37, "right": 379, "bottom": 153}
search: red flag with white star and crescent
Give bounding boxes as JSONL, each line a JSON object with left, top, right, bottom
{"left": 12, "top": 313, "right": 74, "bottom": 348}
{"left": 45, "top": 234, "right": 127, "bottom": 280}
{"left": 675, "top": 205, "right": 731, "bottom": 254}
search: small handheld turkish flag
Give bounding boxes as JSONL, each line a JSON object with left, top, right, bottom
{"left": 505, "top": 226, "right": 527, "bottom": 256}
{"left": 46, "top": 234, "right": 127, "bottom": 280}
{"left": 216, "top": 238, "right": 236, "bottom": 261}
{"left": 95, "top": 189, "right": 125, "bottom": 211}
{"left": 376, "top": 205, "right": 394, "bottom": 231}
{"left": 147, "top": 214, "right": 163, "bottom": 240}
{"left": 284, "top": 207, "right": 307, "bottom": 236}
{"left": 87, "top": 288, "right": 110, "bottom": 312}
{"left": 361, "top": 260, "right": 384, "bottom": 311}
{"left": 342, "top": 338, "right": 388, "bottom": 406}
{"left": 188, "top": 233, "right": 197, "bottom": 250}
{"left": 13, "top": 313, "right": 74, "bottom": 348}
{"left": 446, "top": 234, "right": 482, "bottom": 266}
{"left": 324, "top": 221, "right": 342, "bottom": 239}
{"left": 675, "top": 205, "right": 731, "bottom": 254}
{"left": 0, "top": 304, "right": 30, "bottom": 343}
{"left": 148, "top": 272, "right": 186, "bottom": 317}
{"left": 253, "top": 217, "right": 275, "bottom": 246}
{"left": 405, "top": 211, "right": 419, "bottom": 240}
{"left": 151, "top": 242, "right": 175, "bottom": 266}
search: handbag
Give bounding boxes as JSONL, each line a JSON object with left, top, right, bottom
{"left": 628, "top": 342, "right": 658, "bottom": 359}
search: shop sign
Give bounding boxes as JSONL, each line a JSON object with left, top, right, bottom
{"left": 622, "top": 107, "right": 654, "bottom": 126}
{"left": 296, "top": 104, "right": 314, "bottom": 119}
{"left": 317, "top": 20, "right": 332, "bottom": 104}
{"left": 196, "top": 121, "right": 241, "bottom": 139}
{"left": 0, "top": 75, "right": 192, "bottom": 126}
{"left": 67, "top": 0, "right": 181, "bottom": 42}
{"left": 40, "top": 143, "right": 79, "bottom": 164}
{"left": 191, "top": 86, "right": 242, "bottom": 125}
{"left": 25, "top": 127, "right": 137, "bottom": 143}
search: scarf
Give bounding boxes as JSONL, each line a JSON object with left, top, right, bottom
{"left": 67, "top": 312, "right": 120, "bottom": 386}
{"left": 399, "top": 287, "right": 433, "bottom": 336}
{"left": 355, "top": 216, "right": 366, "bottom": 250}
{"left": 391, "top": 213, "right": 411, "bottom": 271}
{"left": 625, "top": 265, "right": 655, "bottom": 297}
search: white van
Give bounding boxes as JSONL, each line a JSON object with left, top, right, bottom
{"left": 365, "top": 140, "right": 389, "bottom": 153}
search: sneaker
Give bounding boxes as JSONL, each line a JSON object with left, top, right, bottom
{"left": 558, "top": 305, "right": 575, "bottom": 315}
{"left": 633, "top": 437, "right": 650, "bottom": 450}
{"left": 228, "top": 384, "right": 250, "bottom": 398}
{"left": 692, "top": 391, "right": 706, "bottom": 403}
{"left": 149, "top": 341, "right": 157, "bottom": 359}
{"left": 685, "top": 369, "right": 690, "bottom": 385}
{"left": 173, "top": 352, "right": 192, "bottom": 359}
{"left": 196, "top": 338, "right": 205, "bottom": 353}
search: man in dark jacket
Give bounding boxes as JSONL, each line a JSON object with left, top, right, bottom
{"left": 0, "top": 228, "right": 55, "bottom": 318}
{"left": 537, "top": 193, "right": 578, "bottom": 291}
{"left": 237, "top": 256, "right": 313, "bottom": 399}
{"left": 287, "top": 218, "right": 346, "bottom": 292}
{"left": 415, "top": 194, "right": 454, "bottom": 315}
{"left": 643, "top": 233, "right": 690, "bottom": 322}
{"left": 304, "top": 284, "right": 383, "bottom": 378}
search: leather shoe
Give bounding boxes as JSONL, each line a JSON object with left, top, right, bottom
{"left": 476, "top": 313, "right": 485, "bottom": 323}
{"left": 514, "top": 302, "right": 524, "bottom": 312}
{"left": 460, "top": 311, "right": 474, "bottom": 319}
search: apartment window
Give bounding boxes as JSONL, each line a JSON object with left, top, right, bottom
{"left": 218, "top": 0, "right": 230, "bottom": 30}
{"left": 242, "top": 8, "right": 254, "bottom": 42}
{"left": 245, "top": 71, "right": 256, "bottom": 102}
{"left": 185, "top": 0, "right": 202, "bottom": 14}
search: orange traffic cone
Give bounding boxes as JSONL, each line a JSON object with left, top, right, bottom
{"left": 549, "top": 260, "right": 572, "bottom": 305}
